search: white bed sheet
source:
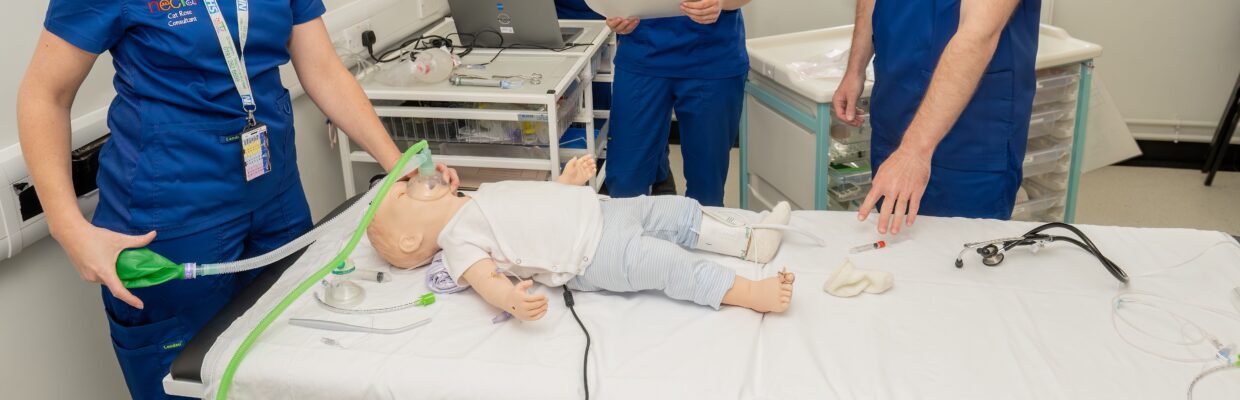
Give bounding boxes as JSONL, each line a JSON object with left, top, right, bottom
{"left": 201, "top": 208, "right": 1240, "bottom": 399}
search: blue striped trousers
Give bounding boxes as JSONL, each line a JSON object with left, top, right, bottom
{"left": 567, "top": 196, "right": 736, "bottom": 308}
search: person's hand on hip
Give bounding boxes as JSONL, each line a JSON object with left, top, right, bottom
{"left": 832, "top": 72, "right": 866, "bottom": 127}
{"left": 54, "top": 222, "right": 156, "bottom": 309}
{"left": 681, "top": 0, "right": 723, "bottom": 24}
{"left": 606, "top": 17, "right": 641, "bottom": 34}
{"left": 857, "top": 147, "right": 931, "bottom": 234}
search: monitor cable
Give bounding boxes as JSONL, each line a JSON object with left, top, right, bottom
{"left": 563, "top": 287, "right": 591, "bottom": 400}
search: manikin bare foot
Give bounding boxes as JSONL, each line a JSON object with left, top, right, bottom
{"left": 722, "top": 269, "right": 795, "bottom": 313}
{"left": 556, "top": 155, "right": 597, "bottom": 186}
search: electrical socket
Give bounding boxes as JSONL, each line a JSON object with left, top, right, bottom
{"left": 417, "top": 0, "right": 446, "bottom": 19}
{"left": 337, "top": 20, "right": 373, "bottom": 58}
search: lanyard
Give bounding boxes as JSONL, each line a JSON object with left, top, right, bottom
{"left": 202, "top": 0, "right": 256, "bottom": 125}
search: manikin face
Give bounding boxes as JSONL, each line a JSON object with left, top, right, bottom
{"left": 367, "top": 174, "right": 458, "bottom": 268}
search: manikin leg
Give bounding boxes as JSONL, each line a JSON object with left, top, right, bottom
{"left": 568, "top": 196, "right": 795, "bottom": 312}
{"left": 695, "top": 202, "right": 792, "bottom": 263}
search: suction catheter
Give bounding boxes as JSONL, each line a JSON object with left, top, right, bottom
{"left": 114, "top": 142, "right": 441, "bottom": 289}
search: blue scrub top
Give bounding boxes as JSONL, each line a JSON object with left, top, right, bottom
{"left": 553, "top": 0, "right": 603, "bottom": 20}
{"left": 44, "top": 0, "right": 326, "bottom": 238}
{"left": 869, "top": 0, "right": 1040, "bottom": 171}
{"left": 615, "top": 12, "right": 748, "bottom": 80}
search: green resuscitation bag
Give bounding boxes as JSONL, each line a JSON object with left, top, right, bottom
{"left": 116, "top": 248, "right": 183, "bottom": 288}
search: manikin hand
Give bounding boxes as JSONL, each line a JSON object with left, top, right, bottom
{"left": 681, "top": 0, "right": 723, "bottom": 24}
{"left": 831, "top": 72, "right": 866, "bottom": 127}
{"left": 54, "top": 221, "right": 155, "bottom": 309}
{"left": 504, "top": 280, "right": 549, "bottom": 321}
{"left": 606, "top": 17, "right": 640, "bottom": 34}
{"left": 858, "top": 147, "right": 931, "bottom": 235}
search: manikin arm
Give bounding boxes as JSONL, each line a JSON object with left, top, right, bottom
{"left": 461, "top": 259, "right": 549, "bottom": 321}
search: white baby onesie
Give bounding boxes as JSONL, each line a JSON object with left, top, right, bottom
{"left": 438, "top": 181, "right": 604, "bottom": 287}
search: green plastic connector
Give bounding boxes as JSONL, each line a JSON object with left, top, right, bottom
{"left": 415, "top": 292, "right": 436, "bottom": 307}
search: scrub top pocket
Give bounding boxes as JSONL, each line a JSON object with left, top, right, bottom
{"left": 130, "top": 117, "right": 249, "bottom": 230}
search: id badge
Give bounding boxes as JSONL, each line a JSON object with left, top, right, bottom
{"left": 240, "top": 123, "right": 272, "bottom": 181}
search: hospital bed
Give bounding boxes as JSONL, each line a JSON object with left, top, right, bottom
{"left": 165, "top": 197, "right": 1240, "bottom": 399}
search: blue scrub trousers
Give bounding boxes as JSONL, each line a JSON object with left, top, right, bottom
{"left": 605, "top": 69, "right": 746, "bottom": 206}
{"left": 101, "top": 183, "right": 312, "bottom": 400}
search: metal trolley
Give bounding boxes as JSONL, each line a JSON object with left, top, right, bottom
{"left": 334, "top": 19, "right": 614, "bottom": 196}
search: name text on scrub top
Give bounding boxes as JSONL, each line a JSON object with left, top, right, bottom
{"left": 148, "top": 0, "right": 201, "bottom": 27}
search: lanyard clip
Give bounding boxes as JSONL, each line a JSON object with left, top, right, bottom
{"left": 244, "top": 104, "right": 258, "bottom": 128}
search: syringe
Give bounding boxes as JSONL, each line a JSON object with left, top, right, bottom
{"left": 849, "top": 240, "right": 887, "bottom": 254}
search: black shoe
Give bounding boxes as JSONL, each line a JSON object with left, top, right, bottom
{"left": 651, "top": 175, "right": 677, "bottom": 196}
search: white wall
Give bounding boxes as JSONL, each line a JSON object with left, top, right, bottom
{"left": 0, "top": 2, "right": 129, "bottom": 399}
{"left": 742, "top": 0, "right": 854, "bottom": 39}
{"left": 743, "top": 0, "right": 1240, "bottom": 144}
{"left": 0, "top": 1, "right": 116, "bottom": 147}
{"left": 1048, "top": 0, "right": 1240, "bottom": 142}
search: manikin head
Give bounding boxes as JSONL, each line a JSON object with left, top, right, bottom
{"left": 367, "top": 172, "right": 465, "bottom": 269}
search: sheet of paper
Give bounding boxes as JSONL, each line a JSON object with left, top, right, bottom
{"left": 584, "top": 0, "right": 686, "bottom": 19}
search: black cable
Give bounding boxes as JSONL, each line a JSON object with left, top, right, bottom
{"left": 478, "top": 42, "right": 590, "bottom": 67}
{"left": 563, "top": 288, "right": 590, "bottom": 400}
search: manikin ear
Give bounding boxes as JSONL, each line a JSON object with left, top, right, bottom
{"left": 398, "top": 233, "right": 425, "bottom": 255}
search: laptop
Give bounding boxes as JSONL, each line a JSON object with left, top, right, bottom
{"left": 448, "top": 0, "right": 585, "bottom": 48}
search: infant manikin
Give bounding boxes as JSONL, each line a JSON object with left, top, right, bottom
{"left": 366, "top": 155, "right": 797, "bottom": 320}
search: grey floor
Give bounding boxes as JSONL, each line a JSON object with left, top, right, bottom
{"left": 664, "top": 145, "right": 1240, "bottom": 235}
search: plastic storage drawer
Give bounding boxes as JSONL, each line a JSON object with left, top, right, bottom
{"left": 1028, "top": 119, "right": 1073, "bottom": 140}
{"left": 1030, "top": 172, "right": 1070, "bottom": 191}
{"left": 828, "top": 182, "right": 870, "bottom": 203}
{"left": 828, "top": 162, "right": 872, "bottom": 186}
{"left": 829, "top": 197, "right": 862, "bottom": 212}
{"left": 1032, "top": 66, "right": 1080, "bottom": 106}
{"left": 830, "top": 118, "right": 871, "bottom": 144}
{"left": 1022, "top": 138, "right": 1071, "bottom": 178}
{"left": 375, "top": 80, "right": 584, "bottom": 148}
{"left": 829, "top": 141, "right": 870, "bottom": 164}
{"left": 1012, "top": 181, "right": 1063, "bottom": 221}
{"left": 1029, "top": 102, "right": 1077, "bottom": 129}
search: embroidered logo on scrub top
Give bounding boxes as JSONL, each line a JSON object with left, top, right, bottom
{"left": 148, "top": 0, "right": 201, "bottom": 28}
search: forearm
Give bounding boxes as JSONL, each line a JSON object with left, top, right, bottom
{"left": 461, "top": 259, "right": 517, "bottom": 311}
{"left": 300, "top": 63, "right": 401, "bottom": 171}
{"left": 898, "top": 32, "right": 1000, "bottom": 156}
{"left": 844, "top": 0, "right": 875, "bottom": 79}
{"left": 721, "top": 0, "right": 751, "bottom": 10}
{"left": 17, "top": 95, "right": 88, "bottom": 236}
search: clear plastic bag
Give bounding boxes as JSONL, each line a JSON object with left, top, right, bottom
{"left": 787, "top": 48, "right": 849, "bottom": 80}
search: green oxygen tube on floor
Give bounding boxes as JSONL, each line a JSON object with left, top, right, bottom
{"left": 113, "top": 141, "right": 441, "bottom": 290}
{"left": 216, "top": 140, "right": 430, "bottom": 399}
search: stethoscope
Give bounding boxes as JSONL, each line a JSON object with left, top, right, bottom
{"left": 954, "top": 222, "right": 1130, "bottom": 284}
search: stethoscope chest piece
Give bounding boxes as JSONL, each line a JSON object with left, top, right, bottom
{"left": 979, "top": 245, "right": 1005, "bottom": 266}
